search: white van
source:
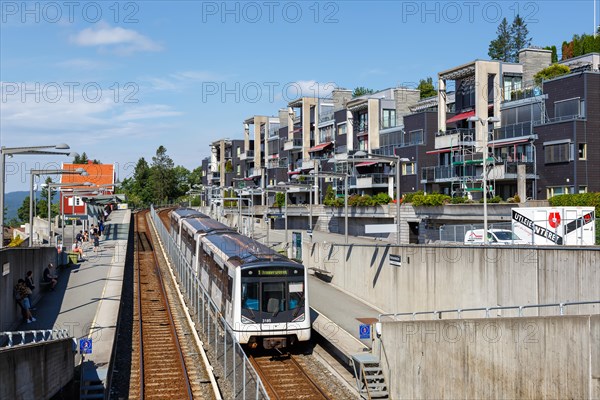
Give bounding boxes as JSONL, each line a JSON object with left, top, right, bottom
{"left": 464, "top": 229, "right": 527, "bottom": 245}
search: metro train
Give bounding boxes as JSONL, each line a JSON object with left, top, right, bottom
{"left": 169, "top": 208, "right": 311, "bottom": 350}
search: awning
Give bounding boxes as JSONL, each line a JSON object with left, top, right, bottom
{"left": 287, "top": 170, "right": 300, "bottom": 175}
{"left": 308, "top": 142, "right": 332, "bottom": 153}
{"left": 490, "top": 138, "right": 531, "bottom": 147}
{"left": 356, "top": 161, "right": 377, "bottom": 167}
{"left": 426, "top": 148, "right": 455, "bottom": 155}
{"left": 446, "top": 110, "right": 475, "bottom": 124}
{"left": 243, "top": 177, "right": 255, "bottom": 181}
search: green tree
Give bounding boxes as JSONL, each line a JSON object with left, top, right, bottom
{"left": 173, "top": 165, "right": 191, "bottom": 198}
{"left": 510, "top": 15, "right": 532, "bottom": 62}
{"left": 352, "top": 87, "right": 375, "bottom": 98}
{"left": 73, "top": 152, "right": 89, "bottom": 164}
{"left": 151, "top": 145, "right": 176, "bottom": 203}
{"left": 188, "top": 166, "right": 203, "bottom": 188}
{"left": 534, "top": 64, "right": 571, "bottom": 85}
{"left": 17, "top": 196, "right": 31, "bottom": 223}
{"left": 417, "top": 77, "right": 436, "bottom": 99}
{"left": 488, "top": 17, "right": 512, "bottom": 61}
{"left": 543, "top": 45, "right": 558, "bottom": 63}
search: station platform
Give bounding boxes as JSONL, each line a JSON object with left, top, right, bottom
{"left": 16, "top": 209, "right": 131, "bottom": 394}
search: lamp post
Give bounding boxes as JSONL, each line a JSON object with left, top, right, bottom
{"left": 42, "top": 182, "right": 92, "bottom": 247}
{"left": 467, "top": 116, "right": 501, "bottom": 245}
{"left": 61, "top": 187, "right": 99, "bottom": 248}
{"left": 0, "top": 144, "right": 76, "bottom": 248}
{"left": 354, "top": 151, "right": 410, "bottom": 245}
{"left": 28, "top": 168, "right": 87, "bottom": 247}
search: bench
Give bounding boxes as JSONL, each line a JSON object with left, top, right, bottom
{"left": 39, "top": 280, "right": 53, "bottom": 291}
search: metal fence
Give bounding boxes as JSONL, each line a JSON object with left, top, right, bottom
{"left": 439, "top": 222, "right": 513, "bottom": 243}
{"left": 150, "top": 206, "right": 269, "bottom": 400}
{"left": 1, "top": 329, "right": 71, "bottom": 348}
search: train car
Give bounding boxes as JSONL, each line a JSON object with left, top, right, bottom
{"left": 199, "top": 231, "right": 310, "bottom": 350}
{"left": 180, "top": 216, "right": 231, "bottom": 274}
{"left": 169, "top": 208, "right": 205, "bottom": 246}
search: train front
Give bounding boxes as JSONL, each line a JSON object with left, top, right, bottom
{"left": 236, "top": 262, "right": 311, "bottom": 350}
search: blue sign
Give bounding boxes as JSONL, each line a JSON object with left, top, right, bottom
{"left": 359, "top": 324, "right": 371, "bottom": 340}
{"left": 79, "top": 338, "right": 93, "bottom": 354}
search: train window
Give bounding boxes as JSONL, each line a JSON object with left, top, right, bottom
{"left": 262, "top": 282, "right": 286, "bottom": 314}
{"left": 289, "top": 282, "right": 304, "bottom": 310}
{"left": 226, "top": 276, "right": 233, "bottom": 300}
{"left": 241, "top": 282, "right": 259, "bottom": 311}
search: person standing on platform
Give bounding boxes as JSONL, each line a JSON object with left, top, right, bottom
{"left": 99, "top": 220, "right": 105, "bottom": 237}
{"left": 93, "top": 233, "right": 100, "bottom": 254}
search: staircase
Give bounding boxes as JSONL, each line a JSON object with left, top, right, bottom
{"left": 352, "top": 353, "right": 389, "bottom": 399}
{"left": 79, "top": 361, "right": 105, "bottom": 399}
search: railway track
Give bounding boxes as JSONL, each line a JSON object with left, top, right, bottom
{"left": 129, "top": 210, "right": 194, "bottom": 399}
{"left": 249, "top": 354, "right": 332, "bottom": 400}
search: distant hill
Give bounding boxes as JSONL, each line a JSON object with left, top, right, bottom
{"left": 4, "top": 191, "right": 44, "bottom": 221}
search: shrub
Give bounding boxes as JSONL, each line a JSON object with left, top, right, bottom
{"left": 451, "top": 196, "right": 467, "bottom": 204}
{"left": 273, "top": 192, "right": 285, "bottom": 207}
{"left": 412, "top": 193, "right": 451, "bottom": 206}
{"left": 373, "top": 192, "right": 392, "bottom": 205}
{"left": 324, "top": 185, "right": 335, "bottom": 206}
{"left": 402, "top": 191, "right": 425, "bottom": 204}
{"left": 534, "top": 64, "right": 570, "bottom": 85}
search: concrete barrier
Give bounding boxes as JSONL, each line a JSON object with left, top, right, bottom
{"left": 0, "top": 247, "right": 58, "bottom": 332}
{"left": 377, "top": 315, "right": 600, "bottom": 399}
{"left": 0, "top": 338, "right": 75, "bottom": 400}
{"left": 302, "top": 243, "right": 600, "bottom": 317}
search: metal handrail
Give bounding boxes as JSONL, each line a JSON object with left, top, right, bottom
{"left": 379, "top": 300, "right": 600, "bottom": 322}
{"left": 1, "top": 329, "right": 70, "bottom": 347}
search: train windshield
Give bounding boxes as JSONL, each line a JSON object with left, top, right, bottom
{"left": 241, "top": 280, "right": 305, "bottom": 322}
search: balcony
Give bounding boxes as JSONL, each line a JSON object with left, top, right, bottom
{"left": 247, "top": 168, "right": 261, "bottom": 178}
{"left": 239, "top": 150, "right": 254, "bottom": 161}
{"left": 293, "top": 114, "right": 302, "bottom": 124}
{"left": 435, "top": 128, "right": 474, "bottom": 149}
{"left": 488, "top": 161, "right": 536, "bottom": 180}
{"left": 354, "top": 122, "right": 369, "bottom": 136}
{"left": 284, "top": 138, "right": 303, "bottom": 152}
{"left": 267, "top": 159, "right": 287, "bottom": 169}
{"left": 318, "top": 109, "right": 335, "bottom": 126}
{"left": 492, "top": 122, "right": 534, "bottom": 142}
{"left": 420, "top": 165, "right": 457, "bottom": 183}
{"left": 353, "top": 173, "right": 389, "bottom": 189}
{"left": 210, "top": 171, "right": 221, "bottom": 181}
{"left": 302, "top": 159, "right": 317, "bottom": 170}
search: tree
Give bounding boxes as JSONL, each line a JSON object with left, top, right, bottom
{"left": 188, "top": 166, "right": 203, "bottom": 188}
{"left": 172, "top": 165, "right": 191, "bottom": 199}
{"left": 510, "top": 14, "right": 532, "bottom": 61}
{"left": 543, "top": 45, "right": 558, "bottom": 63}
{"left": 534, "top": 64, "right": 571, "bottom": 85}
{"left": 352, "top": 87, "right": 375, "bottom": 98}
{"left": 17, "top": 196, "right": 31, "bottom": 223}
{"left": 417, "top": 77, "right": 436, "bottom": 99}
{"left": 37, "top": 177, "right": 57, "bottom": 219}
{"left": 150, "top": 145, "right": 176, "bottom": 203}
{"left": 73, "top": 152, "right": 89, "bottom": 164}
{"left": 488, "top": 18, "right": 512, "bottom": 62}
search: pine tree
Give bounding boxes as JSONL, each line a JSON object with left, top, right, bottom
{"left": 510, "top": 15, "right": 532, "bottom": 62}
{"left": 488, "top": 18, "right": 512, "bottom": 62}
{"left": 352, "top": 87, "right": 375, "bottom": 98}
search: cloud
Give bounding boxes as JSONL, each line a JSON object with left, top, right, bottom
{"left": 116, "top": 105, "right": 183, "bottom": 121}
{"left": 55, "top": 58, "right": 108, "bottom": 70}
{"left": 143, "top": 70, "right": 226, "bottom": 92}
{"left": 70, "top": 23, "right": 162, "bottom": 55}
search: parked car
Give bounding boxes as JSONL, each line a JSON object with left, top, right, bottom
{"left": 464, "top": 229, "right": 527, "bottom": 245}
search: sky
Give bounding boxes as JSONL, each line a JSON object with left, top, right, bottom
{"left": 1, "top": 0, "right": 598, "bottom": 192}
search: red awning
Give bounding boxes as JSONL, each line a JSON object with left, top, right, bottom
{"left": 287, "top": 170, "right": 300, "bottom": 175}
{"left": 446, "top": 110, "right": 475, "bottom": 124}
{"left": 243, "top": 177, "right": 254, "bottom": 181}
{"left": 426, "top": 148, "right": 455, "bottom": 155}
{"left": 356, "top": 161, "right": 377, "bottom": 167}
{"left": 308, "top": 142, "right": 332, "bottom": 153}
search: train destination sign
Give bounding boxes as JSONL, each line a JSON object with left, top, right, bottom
{"left": 242, "top": 267, "right": 302, "bottom": 277}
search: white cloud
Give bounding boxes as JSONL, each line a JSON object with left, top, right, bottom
{"left": 70, "top": 23, "right": 162, "bottom": 55}
{"left": 142, "top": 70, "right": 226, "bottom": 92}
{"left": 116, "top": 105, "right": 183, "bottom": 121}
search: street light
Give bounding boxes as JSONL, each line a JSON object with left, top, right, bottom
{"left": 28, "top": 168, "right": 87, "bottom": 247}
{"left": 0, "top": 144, "right": 77, "bottom": 248}
{"left": 60, "top": 187, "right": 99, "bottom": 248}
{"left": 467, "top": 115, "right": 500, "bottom": 245}
{"left": 354, "top": 150, "right": 410, "bottom": 245}
{"left": 41, "top": 181, "right": 93, "bottom": 246}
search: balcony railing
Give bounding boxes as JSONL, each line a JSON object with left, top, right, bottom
{"left": 533, "top": 114, "right": 585, "bottom": 126}
{"left": 420, "top": 165, "right": 481, "bottom": 183}
{"left": 354, "top": 122, "right": 369, "bottom": 135}
{"left": 354, "top": 173, "right": 389, "bottom": 188}
{"left": 489, "top": 161, "right": 536, "bottom": 180}
{"left": 319, "top": 109, "right": 335, "bottom": 124}
{"left": 492, "top": 122, "right": 534, "bottom": 141}
{"left": 504, "top": 85, "right": 542, "bottom": 103}
{"left": 267, "top": 159, "right": 287, "bottom": 169}
{"left": 239, "top": 150, "right": 254, "bottom": 161}
{"left": 293, "top": 114, "right": 302, "bottom": 123}
{"left": 284, "top": 138, "right": 303, "bottom": 151}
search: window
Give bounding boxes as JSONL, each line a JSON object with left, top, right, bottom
{"left": 403, "top": 162, "right": 416, "bottom": 175}
{"left": 547, "top": 186, "right": 574, "bottom": 198}
{"left": 406, "top": 129, "right": 423, "bottom": 146}
{"left": 544, "top": 143, "right": 573, "bottom": 164}
{"left": 241, "top": 282, "right": 259, "bottom": 311}
{"left": 578, "top": 143, "right": 587, "bottom": 160}
{"left": 337, "top": 123, "right": 347, "bottom": 136}
{"left": 262, "top": 282, "right": 286, "bottom": 313}
{"left": 236, "top": 146, "right": 241, "bottom": 156}
{"left": 579, "top": 186, "right": 588, "bottom": 194}
{"left": 237, "top": 165, "right": 241, "bottom": 175}
{"left": 382, "top": 109, "right": 397, "bottom": 128}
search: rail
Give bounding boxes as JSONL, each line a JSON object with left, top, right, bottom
{"left": 1, "top": 329, "right": 70, "bottom": 347}
{"left": 150, "top": 206, "right": 269, "bottom": 400}
{"left": 378, "top": 300, "right": 600, "bottom": 322}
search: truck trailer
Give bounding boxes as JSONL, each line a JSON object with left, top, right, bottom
{"left": 511, "top": 207, "right": 596, "bottom": 246}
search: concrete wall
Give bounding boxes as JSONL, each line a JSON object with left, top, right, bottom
{"left": 302, "top": 242, "right": 600, "bottom": 317}
{"left": 0, "top": 247, "right": 58, "bottom": 331}
{"left": 378, "top": 315, "right": 599, "bottom": 399}
{"left": 0, "top": 338, "right": 75, "bottom": 400}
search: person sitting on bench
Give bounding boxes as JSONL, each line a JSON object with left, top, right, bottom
{"left": 43, "top": 263, "right": 58, "bottom": 291}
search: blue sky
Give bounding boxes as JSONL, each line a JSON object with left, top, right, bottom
{"left": 1, "top": 0, "right": 598, "bottom": 192}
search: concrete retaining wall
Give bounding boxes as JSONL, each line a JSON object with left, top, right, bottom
{"left": 302, "top": 243, "right": 600, "bottom": 316}
{"left": 378, "top": 315, "right": 599, "bottom": 399}
{"left": 0, "top": 247, "right": 58, "bottom": 331}
{"left": 0, "top": 338, "right": 75, "bottom": 400}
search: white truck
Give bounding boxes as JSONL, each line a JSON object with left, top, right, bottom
{"left": 511, "top": 207, "right": 596, "bottom": 245}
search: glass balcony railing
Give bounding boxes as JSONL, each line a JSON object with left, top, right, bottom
{"left": 492, "top": 122, "right": 533, "bottom": 141}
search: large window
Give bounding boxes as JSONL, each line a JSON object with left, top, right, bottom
{"left": 382, "top": 109, "right": 397, "bottom": 128}
{"left": 403, "top": 162, "right": 416, "bottom": 175}
{"left": 337, "top": 123, "right": 347, "bottom": 136}
{"left": 544, "top": 142, "right": 573, "bottom": 164}
{"left": 262, "top": 282, "right": 286, "bottom": 313}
